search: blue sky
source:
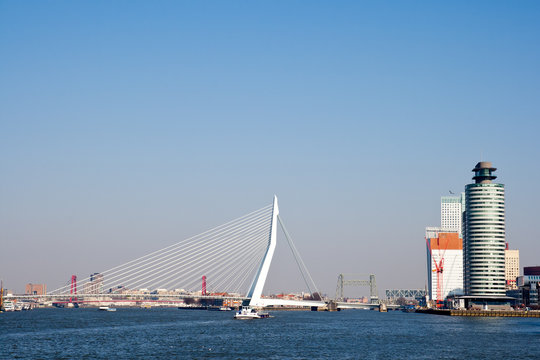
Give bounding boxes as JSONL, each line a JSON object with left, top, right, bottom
{"left": 1, "top": 1, "right": 539, "bottom": 295}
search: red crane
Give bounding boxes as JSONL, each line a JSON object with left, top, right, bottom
{"left": 426, "top": 236, "right": 449, "bottom": 308}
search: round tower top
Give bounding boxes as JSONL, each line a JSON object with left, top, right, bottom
{"left": 472, "top": 161, "right": 497, "bottom": 184}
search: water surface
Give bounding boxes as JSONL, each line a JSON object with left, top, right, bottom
{"left": 1, "top": 308, "right": 539, "bottom": 359}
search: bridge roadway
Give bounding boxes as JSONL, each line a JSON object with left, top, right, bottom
{"left": 4, "top": 294, "right": 399, "bottom": 310}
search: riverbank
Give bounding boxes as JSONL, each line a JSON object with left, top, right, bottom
{"left": 416, "top": 308, "right": 540, "bottom": 317}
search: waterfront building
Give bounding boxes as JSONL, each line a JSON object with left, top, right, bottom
{"left": 108, "top": 286, "right": 127, "bottom": 294}
{"left": 524, "top": 266, "right": 540, "bottom": 276}
{"left": 463, "top": 162, "right": 506, "bottom": 297}
{"left": 514, "top": 275, "right": 540, "bottom": 306}
{"left": 25, "top": 283, "right": 46, "bottom": 295}
{"left": 83, "top": 273, "right": 104, "bottom": 294}
{"left": 426, "top": 232, "right": 464, "bottom": 302}
{"left": 515, "top": 267, "right": 540, "bottom": 306}
{"left": 505, "top": 244, "right": 520, "bottom": 290}
{"left": 441, "top": 193, "right": 465, "bottom": 237}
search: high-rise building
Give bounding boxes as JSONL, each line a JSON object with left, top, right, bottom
{"left": 426, "top": 232, "right": 464, "bottom": 302}
{"left": 464, "top": 162, "right": 506, "bottom": 297}
{"left": 505, "top": 244, "right": 519, "bottom": 290}
{"left": 441, "top": 193, "right": 465, "bottom": 237}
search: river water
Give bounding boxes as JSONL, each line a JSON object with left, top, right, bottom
{"left": 1, "top": 308, "right": 539, "bottom": 359}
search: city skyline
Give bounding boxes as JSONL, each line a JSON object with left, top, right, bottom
{"left": 1, "top": 1, "right": 540, "bottom": 295}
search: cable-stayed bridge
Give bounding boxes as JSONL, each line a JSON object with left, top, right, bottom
{"left": 11, "top": 196, "right": 326, "bottom": 308}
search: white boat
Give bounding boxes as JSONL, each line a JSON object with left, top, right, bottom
{"left": 234, "top": 307, "right": 270, "bottom": 319}
{"left": 2, "top": 301, "right": 15, "bottom": 312}
{"left": 98, "top": 306, "right": 116, "bottom": 311}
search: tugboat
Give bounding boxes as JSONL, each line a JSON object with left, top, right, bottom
{"left": 233, "top": 306, "right": 270, "bottom": 319}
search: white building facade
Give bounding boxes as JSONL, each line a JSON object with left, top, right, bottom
{"left": 426, "top": 232, "right": 464, "bottom": 302}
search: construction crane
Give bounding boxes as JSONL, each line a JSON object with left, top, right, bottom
{"left": 426, "top": 237, "right": 449, "bottom": 308}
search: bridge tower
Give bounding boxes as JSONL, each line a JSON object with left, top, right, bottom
{"left": 246, "top": 196, "right": 279, "bottom": 307}
{"left": 70, "top": 275, "right": 78, "bottom": 303}
{"left": 202, "top": 275, "right": 207, "bottom": 296}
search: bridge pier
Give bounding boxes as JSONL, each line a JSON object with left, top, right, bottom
{"left": 325, "top": 300, "right": 340, "bottom": 311}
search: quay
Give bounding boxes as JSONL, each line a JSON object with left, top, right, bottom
{"left": 416, "top": 309, "right": 540, "bottom": 318}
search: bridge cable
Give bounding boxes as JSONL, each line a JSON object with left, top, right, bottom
{"left": 277, "top": 215, "right": 321, "bottom": 298}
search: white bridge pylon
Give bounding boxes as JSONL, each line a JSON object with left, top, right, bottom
{"left": 245, "top": 196, "right": 279, "bottom": 305}
{"left": 247, "top": 196, "right": 323, "bottom": 308}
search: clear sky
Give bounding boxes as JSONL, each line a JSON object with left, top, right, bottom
{"left": 1, "top": 1, "right": 539, "bottom": 296}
